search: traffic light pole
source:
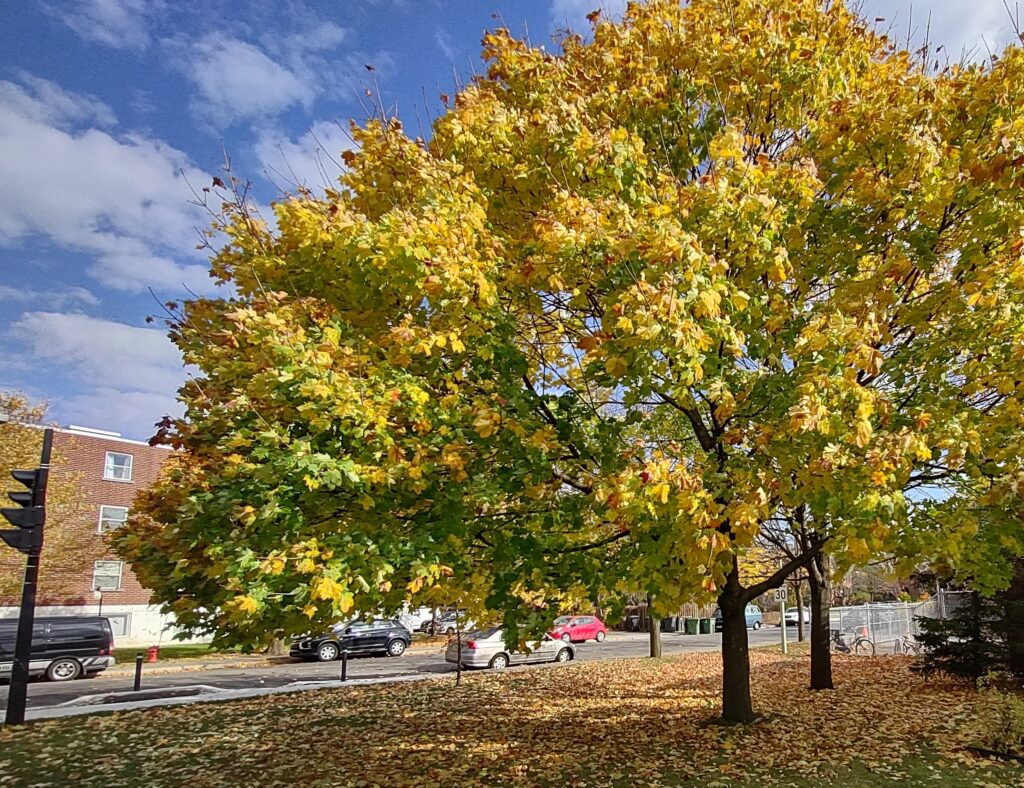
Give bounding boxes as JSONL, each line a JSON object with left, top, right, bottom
{"left": 5, "top": 428, "right": 52, "bottom": 727}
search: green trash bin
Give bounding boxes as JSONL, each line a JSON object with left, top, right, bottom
{"left": 684, "top": 617, "right": 699, "bottom": 635}
{"left": 699, "top": 617, "right": 713, "bottom": 634}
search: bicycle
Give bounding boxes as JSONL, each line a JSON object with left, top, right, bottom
{"left": 892, "top": 634, "right": 922, "bottom": 655}
{"left": 830, "top": 628, "right": 875, "bottom": 656}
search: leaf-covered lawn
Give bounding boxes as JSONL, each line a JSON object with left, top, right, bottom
{"left": 0, "top": 651, "right": 1020, "bottom": 787}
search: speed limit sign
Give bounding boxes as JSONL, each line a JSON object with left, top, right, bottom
{"left": 774, "top": 587, "right": 788, "bottom": 603}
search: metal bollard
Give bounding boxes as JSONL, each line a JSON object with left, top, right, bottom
{"left": 133, "top": 653, "right": 144, "bottom": 692}
{"left": 340, "top": 649, "right": 348, "bottom": 682}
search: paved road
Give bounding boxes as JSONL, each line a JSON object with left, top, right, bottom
{"left": 1, "top": 628, "right": 785, "bottom": 711}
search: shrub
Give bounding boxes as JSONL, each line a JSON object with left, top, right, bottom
{"left": 977, "top": 673, "right": 1024, "bottom": 758}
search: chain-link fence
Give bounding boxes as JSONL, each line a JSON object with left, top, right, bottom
{"left": 829, "top": 591, "right": 971, "bottom": 646}
{"left": 830, "top": 603, "right": 917, "bottom": 644}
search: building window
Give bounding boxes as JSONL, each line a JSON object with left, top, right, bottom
{"left": 104, "top": 451, "right": 133, "bottom": 482}
{"left": 103, "top": 613, "right": 132, "bottom": 637}
{"left": 93, "top": 560, "right": 123, "bottom": 591}
{"left": 98, "top": 505, "right": 129, "bottom": 534}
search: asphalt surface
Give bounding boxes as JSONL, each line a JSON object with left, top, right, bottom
{"left": 1, "top": 627, "right": 786, "bottom": 712}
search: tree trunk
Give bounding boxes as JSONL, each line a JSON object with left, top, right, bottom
{"left": 719, "top": 559, "right": 756, "bottom": 723}
{"left": 265, "top": 637, "right": 286, "bottom": 656}
{"left": 647, "top": 594, "right": 662, "bottom": 658}
{"left": 795, "top": 581, "right": 805, "bottom": 642}
{"left": 808, "top": 551, "right": 834, "bottom": 690}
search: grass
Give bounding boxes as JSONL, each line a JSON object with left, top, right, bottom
{"left": 1, "top": 650, "right": 1020, "bottom": 787}
{"left": 111, "top": 644, "right": 238, "bottom": 664}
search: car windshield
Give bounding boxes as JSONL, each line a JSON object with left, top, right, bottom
{"left": 553, "top": 616, "right": 572, "bottom": 625}
{"left": 466, "top": 626, "right": 501, "bottom": 639}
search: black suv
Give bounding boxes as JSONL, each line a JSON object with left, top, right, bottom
{"left": 290, "top": 619, "right": 412, "bottom": 662}
{"left": 0, "top": 616, "right": 115, "bottom": 682}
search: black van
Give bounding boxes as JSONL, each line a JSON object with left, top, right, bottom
{"left": 0, "top": 616, "right": 115, "bottom": 682}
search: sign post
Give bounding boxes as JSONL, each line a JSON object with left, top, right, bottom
{"left": 774, "top": 586, "right": 788, "bottom": 655}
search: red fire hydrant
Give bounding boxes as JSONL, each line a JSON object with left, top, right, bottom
{"left": 147, "top": 645, "right": 159, "bottom": 663}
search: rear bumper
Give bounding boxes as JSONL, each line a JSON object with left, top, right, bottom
{"left": 444, "top": 650, "right": 493, "bottom": 668}
{"left": 84, "top": 656, "right": 115, "bottom": 673}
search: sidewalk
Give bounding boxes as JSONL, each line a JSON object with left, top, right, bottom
{"left": 26, "top": 672, "right": 443, "bottom": 722}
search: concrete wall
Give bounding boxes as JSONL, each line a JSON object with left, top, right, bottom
{"left": 0, "top": 604, "right": 211, "bottom": 647}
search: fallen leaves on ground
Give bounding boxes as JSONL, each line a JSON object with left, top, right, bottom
{"left": 0, "top": 651, "right": 1020, "bottom": 787}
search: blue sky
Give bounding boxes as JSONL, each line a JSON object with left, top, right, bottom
{"left": 0, "top": 0, "right": 1020, "bottom": 440}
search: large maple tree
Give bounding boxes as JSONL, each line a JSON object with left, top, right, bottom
{"left": 118, "top": 0, "right": 1024, "bottom": 722}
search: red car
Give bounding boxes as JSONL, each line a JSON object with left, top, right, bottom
{"left": 549, "top": 615, "right": 607, "bottom": 643}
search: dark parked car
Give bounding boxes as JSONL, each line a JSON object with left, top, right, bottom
{"left": 291, "top": 619, "right": 412, "bottom": 661}
{"left": 0, "top": 616, "right": 115, "bottom": 682}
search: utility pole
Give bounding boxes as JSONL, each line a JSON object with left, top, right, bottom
{"left": 1, "top": 428, "right": 52, "bottom": 726}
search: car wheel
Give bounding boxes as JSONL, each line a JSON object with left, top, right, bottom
{"left": 752, "top": 621, "right": 762, "bottom": 631}
{"left": 595, "top": 630, "right": 606, "bottom": 642}
{"left": 561, "top": 633, "right": 571, "bottom": 642}
{"left": 489, "top": 653, "right": 509, "bottom": 670}
{"left": 316, "top": 642, "right": 340, "bottom": 662}
{"left": 46, "top": 658, "right": 81, "bottom": 682}
{"left": 387, "top": 638, "right": 407, "bottom": 657}
{"left": 556, "top": 648, "right": 572, "bottom": 663}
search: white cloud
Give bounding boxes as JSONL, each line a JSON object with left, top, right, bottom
{"left": 9, "top": 312, "right": 185, "bottom": 396}
{"left": 435, "top": 26, "right": 457, "bottom": 61}
{"left": 5, "top": 311, "right": 189, "bottom": 438}
{"left": 864, "top": 0, "right": 1019, "bottom": 60}
{"left": 50, "top": 0, "right": 158, "bottom": 51}
{"left": 180, "top": 36, "right": 316, "bottom": 124}
{"left": 0, "top": 75, "right": 216, "bottom": 294}
{"left": 84, "top": 241, "right": 213, "bottom": 294}
{"left": 0, "top": 74, "right": 115, "bottom": 129}
{"left": 0, "top": 285, "right": 99, "bottom": 309}
{"left": 255, "top": 120, "right": 354, "bottom": 194}
{"left": 61, "top": 388, "right": 183, "bottom": 439}
{"left": 169, "top": 15, "right": 392, "bottom": 128}
{"left": 550, "top": 0, "right": 628, "bottom": 32}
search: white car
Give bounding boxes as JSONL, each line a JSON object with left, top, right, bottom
{"left": 444, "top": 627, "right": 575, "bottom": 670}
{"left": 783, "top": 607, "right": 812, "bottom": 626}
{"left": 397, "top": 606, "right": 435, "bottom": 633}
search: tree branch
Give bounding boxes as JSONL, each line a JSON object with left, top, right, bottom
{"left": 743, "top": 536, "right": 829, "bottom": 603}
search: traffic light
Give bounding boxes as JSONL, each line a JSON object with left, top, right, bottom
{"left": 1, "top": 468, "right": 45, "bottom": 554}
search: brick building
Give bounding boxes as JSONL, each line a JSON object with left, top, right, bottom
{"left": 0, "top": 425, "right": 204, "bottom": 646}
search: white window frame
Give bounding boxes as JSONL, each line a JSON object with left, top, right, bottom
{"left": 93, "top": 560, "right": 123, "bottom": 591}
{"left": 103, "top": 451, "right": 134, "bottom": 482}
{"left": 103, "top": 613, "right": 132, "bottom": 637}
{"left": 97, "top": 505, "right": 129, "bottom": 534}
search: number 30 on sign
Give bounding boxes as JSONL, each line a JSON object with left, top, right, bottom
{"left": 773, "top": 587, "right": 788, "bottom": 603}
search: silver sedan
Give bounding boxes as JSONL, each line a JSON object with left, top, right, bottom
{"left": 444, "top": 626, "right": 576, "bottom": 670}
